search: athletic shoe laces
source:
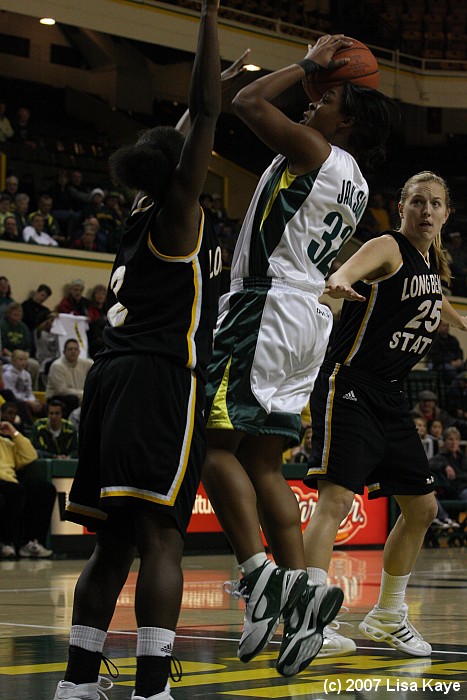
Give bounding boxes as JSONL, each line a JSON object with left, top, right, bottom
{"left": 325, "top": 606, "right": 353, "bottom": 637}
{"left": 169, "top": 654, "right": 183, "bottom": 684}
{"left": 100, "top": 654, "right": 182, "bottom": 693}
{"left": 397, "top": 608, "right": 424, "bottom": 640}
{"left": 101, "top": 656, "right": 119, "bottom": 679}
{"left": 223, "top": 578, "right": 248, "bottom": 602}
{"left": 88, "top": 676, "right": 114, "bottom": 699}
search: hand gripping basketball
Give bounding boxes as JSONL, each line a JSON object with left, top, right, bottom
{"left": 302, "top": 36, "right": 379, "bottom": 102}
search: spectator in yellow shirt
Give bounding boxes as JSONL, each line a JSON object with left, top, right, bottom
{"left": 0, "top": 402, "right": 55, "bottom": 558}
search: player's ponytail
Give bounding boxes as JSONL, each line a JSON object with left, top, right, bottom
{"left": 431, "top": 232, "right": 451, "bottom": 284}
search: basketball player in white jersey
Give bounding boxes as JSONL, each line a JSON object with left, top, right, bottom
{"left": 202, "top": 35, "right": 396, "bottom": 676}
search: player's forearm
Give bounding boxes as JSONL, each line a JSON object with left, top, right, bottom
{"left": 442, "top": 295, "right": 467, "bottom": 330}
{"left": 233, "top": 64, "right": 304, "bottom": 115}
{"left": 189, "top": 0, "right": 221, "bottom": 120}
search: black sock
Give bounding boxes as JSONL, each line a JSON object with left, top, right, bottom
{"left": 64, "top": 645, "right": 102, "bottom": 685}
{"left": 135, "top": 655, "right": 170, "bottom": 698}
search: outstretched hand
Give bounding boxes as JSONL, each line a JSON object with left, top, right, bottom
{"left": 324, "top": 282, "right": 365, "bottom": 302}
{"left": 0, "top": 421, "right": 17, "bottom": 438}
{"left": 221, "top": 49, "right": 252, "bottom": 83}
{"left": 304, "top": 34, "right": 353, "bottom": 70}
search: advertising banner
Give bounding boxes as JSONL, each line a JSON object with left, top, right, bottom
{"left": 52, "top": 475, "right": 388, "bottom": 546}
{"left": 188, "top": 481, "right": 388, "bottom": 545}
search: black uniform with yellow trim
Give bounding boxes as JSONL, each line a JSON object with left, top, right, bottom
{"left": 306, "top": 232, "right": 441, "bottom": 498}
{"left": 66, "top": 194, "right": 221, "bottom": 535}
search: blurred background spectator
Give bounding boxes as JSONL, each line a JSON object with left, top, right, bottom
{"left": 22, "top": 213, "right": 58, "bottom": 247}
{"left": 412, "top": 390, "right": 455, "bottom": 434}
{"left": 31, "top": 399, "right": 78, "bottom": 460}
{"left": 426, "top": 320, "right": 465, "bottom": 380}
{"left": 445, "top": 231, "right": 467, "bottom": 296}
{"left": 11, "top": 107, "right": 38, "bottom": 149}
{"left": 1, "top": 215, "right": 21, "bottom": 243}
{"left": 45, "top": 338, "right": 93, "bottom": 416}
{"left": 429, "top": 426, "right": 467, "bottom": 504}
{"left": 0, "top": 404, "right": 55, "bottom": 559}
{"left": 71, "top": 223, "right": 98, "bottom": 251}
{"left": 2, "top": 350, "right": 44, "bottom": 425}
{"left": 0, "top": 100, "right": 14, "bottom": 143}
{"left": 56, "top": 279, "right": 90, "bottom": 316}
{"left": 368, "top": 192, "right": 391, "bottom": 232}
{"left": 14, "top": 193, "right": 30, "bottom": 237}
{"left": 0, "top": 195, "right": 14, "bottom": 236}
{"left": 21, "top": 284, "right": 52, "bottom": 330}
{"left": 2, "top": 174, "right": 19, "bottom": 202}
{"left": 29, "top": 194, "right": 65, "bottom": 246}
{"left": 0, "top": 277, "right": 14, "bottom": 323}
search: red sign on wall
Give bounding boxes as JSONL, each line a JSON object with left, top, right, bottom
{"left": 287, "top": 480, "right": 388, "bottom": 546}
{"left": 188, "top": 481, "right": 388, "bottom": 546}
{"left": 187, "top": 483, "right": 224, "bottom": 533}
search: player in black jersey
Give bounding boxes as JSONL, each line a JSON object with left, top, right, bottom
{"left": 52, "top": 3, "right": 221, "bottom": 700}
{"left": 303, "top": 171, "right": 467, "bottom": 658}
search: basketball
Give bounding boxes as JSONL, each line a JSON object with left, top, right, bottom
{"left": 302, "top": 38, "right": 379, "bottom": 102}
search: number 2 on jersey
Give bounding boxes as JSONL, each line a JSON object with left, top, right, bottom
{"left": 405, "top": 298, "right": 442, "bottom": 333}
{"left": 107, "top": 265, "right": 128, "bottom": 327}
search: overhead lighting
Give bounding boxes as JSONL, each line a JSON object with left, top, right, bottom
{"left": 40, "top": 18, "right": 56, "bottom": 25}
{"left": 245, "top": 64, "right": 261, "bottom": 71}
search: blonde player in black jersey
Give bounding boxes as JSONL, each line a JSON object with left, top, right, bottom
{"left": 304, "top": 171, "right": 467, "bottom": 658}
{"left": 52, "top": 3, "right": 221, "bottom": 700}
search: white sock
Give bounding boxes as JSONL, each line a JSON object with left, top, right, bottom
{"left": 376, "top": 571, "right": 411, "bottom": 612}
{"left": 239, "top": 552, "right": 269, "bottom": 576}
{"left": 69, "top": 625, "right": 107, "bottom": 653}
{"left": 307, "top": 566, "right": 327, "bottom": 586}
{"left": 136, "top": 627, "right": 175, "bottom": 657}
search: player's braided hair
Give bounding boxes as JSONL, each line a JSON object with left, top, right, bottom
{"left": 339, "top": 83, "right": 398, "bottom": 171}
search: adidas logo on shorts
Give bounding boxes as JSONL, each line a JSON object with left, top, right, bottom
{"left": 342, "top": 390, "right": 357, "bottom": 401}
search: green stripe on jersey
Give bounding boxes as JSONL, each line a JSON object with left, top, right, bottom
{"left": 249, "top": 161, "right": 320, "bottom": 277}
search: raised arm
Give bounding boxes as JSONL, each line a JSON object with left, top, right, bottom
{"left": 324, "top": 235, "right": 402, "bottom": 301}
{"left": 232, "top": 35, "right": 352, "bottom": 174}
{"left": 157, "top": 0, "right": 221, "bottom": 255}
{"left": 176, "top": 48, "right": 251, "bottom": 137}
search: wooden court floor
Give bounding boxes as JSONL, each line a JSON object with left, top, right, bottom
{"left": 0, "top": 548, "right": 466, "bottom": 699}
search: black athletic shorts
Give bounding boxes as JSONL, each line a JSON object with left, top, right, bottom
{"left": 305, "top": 362, "right": 435, "bottom": 498}
{"left": 65, "top": 354, "right": 206, "bottom": 537}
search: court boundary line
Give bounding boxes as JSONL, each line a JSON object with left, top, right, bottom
{"left": 0, "top": 622, "right": 465, "bottom": 656}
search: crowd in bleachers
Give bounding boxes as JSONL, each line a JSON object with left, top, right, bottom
{"left": 0, "top": 96, "right": 242, "bottom": 255}
{"left": 0, "top": 159, "right": 127, "bottom": 254}
{"left": 168, "top": 0, "right": 467, "bottom": 66}
{"left": 3, "top": 257, "right": 467, "bottom": 556}
{"left": 3, "top": 203, "right": 467, "bottom": 554}
{"left": 173, "top": 0, "right": 331, "bottom": 39}
{"left": 374, "top": 0, "right": 467, "bottom": 63}
{"left": 2, "top": 149, "right": 467, "bottom": 299}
